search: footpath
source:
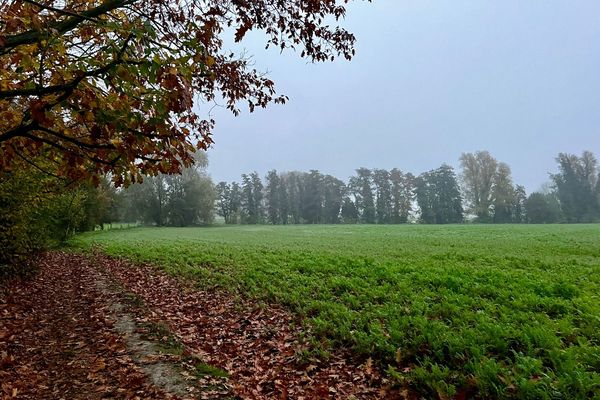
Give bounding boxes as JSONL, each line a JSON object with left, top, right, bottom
{"left": 0, "top": 252, "right": 404, "bottom": 399}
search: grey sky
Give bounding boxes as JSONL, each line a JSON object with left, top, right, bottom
{"left": 205, "top": 0, "right": 600, "bottom": 192}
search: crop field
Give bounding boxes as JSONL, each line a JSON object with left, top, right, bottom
{"left": 72, "top": 225, "right": 600, "bottom": 398}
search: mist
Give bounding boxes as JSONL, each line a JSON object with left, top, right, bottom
{"left": 205, "top": 0, "right": 600, "bottom": 193}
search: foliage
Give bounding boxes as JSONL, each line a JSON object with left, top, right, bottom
{"left": 525, "top": 192, "right": 563, "bottom": 223}
{"left": 265, "top": 170, "right": 282, "bottom": 225}
{"left": 221, "top": 168, "right": 417, "bottom": 225}
{"left": 460, "top": 151, "right": 498, "bottom": 221}
{"left": 551, "top": 151, "right": 600, "bottom": 222}
{"left": 492, "top": 162, "right": 516, "bottom": 223}
{"left": 415, "top": 164, "right": 463, "bottom": 224}
{"left": 350, "top": 168, "right": 376, "bottom": 223}
{"left": 240, "top": 172, "right": 264, "bottom": 224}
{"left": 73, "top": 224, "right": 600, "bottom": 399}
{"left": 372, "top": 168, "right": 392, "bottom": 224}
{"left": 0, "top": 167, "right": 54, "bottom": 271}
{"left": 0, "top": 0, "right": 357, "bottom": 185}
{"left": 0, "top": 167, "right": 117, "bottom": 273}
{"left": 389, "top": 168, "right": 414, "bottom": 224}
{"left": 119, "top": 153, "right": 215, "bottom": 226}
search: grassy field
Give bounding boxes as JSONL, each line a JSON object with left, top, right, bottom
{"left": 72, "top": 224, "right": 600, "bottom": 399}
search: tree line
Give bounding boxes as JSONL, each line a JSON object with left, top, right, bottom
{"left": 115, "top": 153, "right": 216, "bottom": 226}
{"left": 1, "top": 149, "right": 598, "bottom": 273}
{"left": 214, "top": 150, "right": 600, "bottom": 225}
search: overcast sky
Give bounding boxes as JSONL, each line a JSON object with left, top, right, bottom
{"left": 204, "top": 0, "right": 600, "bottom": 192}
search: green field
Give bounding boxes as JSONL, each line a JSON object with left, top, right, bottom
{"left": 72, "top": 225, "right": 600, "bottom": 399}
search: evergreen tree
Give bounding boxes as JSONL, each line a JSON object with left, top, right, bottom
{"left": 250, "top": 172, "right": 265, "bottom": 224}
{"left": 491, "top": 162, "right": 516, "bottom": 223}
{"left": 341, "top": 197, "right": 359, "bottom": 224}
{"left": 216, "top": 182, "right": 232, "bottom": 223}
{"left": 389, "top": 168, "right": 414, "bottom": 223}
{"left": 284, "top": 172, "right": 303, "bottom": 224}
{"left": 372, "top": 169, "right": 392, "bottom": 224}
{"left": 415, "top": 164, "right": 463, "bottom": 224}
{"left": 513, "top": 185, "right": 527, "bottom": 223}
{"left": 265, "top": 170, "right": 282, "bottom": 224}
{"left": 278, "top": 177, "right": 290, "bottom": 225}
{"left": 323, "top": 175, "right": 345, "bottom": 223}
{"left": 351, "top": 168, "right": 376, "bottom": 223}
{"left": 241, "top": 174, "right": 255, "bottom": 224}
{"left": 229, "top": 182, "right": 242, "bottom": 224}
{"left": 551, "top": 151, "right": 599, "bottom": 222}
{"left": 301, "top": 170, "right": 324, "bottom": 224}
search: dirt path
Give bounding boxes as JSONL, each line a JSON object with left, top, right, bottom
{"left": 0, "top": 252, "right": 181, "bottom": 399}
{"left": 1, "top": 252, "right": 404, "bottom": 399}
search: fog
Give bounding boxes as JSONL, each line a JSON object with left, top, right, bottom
{"left": 205, "top": 0, "right": 600, "bottom": 192}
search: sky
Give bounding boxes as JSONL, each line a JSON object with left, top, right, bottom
{"left": 203, "top": 0, "right": 600, "bottom": 193}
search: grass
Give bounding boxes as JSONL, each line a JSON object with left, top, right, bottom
{"left": 71, "top": 224, "right": 600, "bottom": 399}
{"left": 194, "top": 362, "right": 230, "bottom": 378}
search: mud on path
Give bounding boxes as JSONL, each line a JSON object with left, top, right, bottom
{"left": 1, "top": 252, "right": 405, "bottom": 399}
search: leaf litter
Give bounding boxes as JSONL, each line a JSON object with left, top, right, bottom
{"left": 1, "top": 251, "right": 407, "bottom": 399}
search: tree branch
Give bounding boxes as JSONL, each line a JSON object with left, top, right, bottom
{"left": 1, "top": 38, "right": 133, "bottom": 99}
{"left": 35, "top": 126, "right": 116, "bottom": 150}
{"left": 22, "top": 0, "right": 101, "bottom": 23}
{"left": 10, "top": 143, "right": 66, "bottom": 181}
{"left": 1, "top": 0, "right": 136, "bottom": 53}
{"left": 0, "top": 121, "right": 36, "bottom": 143}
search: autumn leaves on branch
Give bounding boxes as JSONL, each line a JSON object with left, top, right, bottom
{"left": 0, "top": 0, "right": 357, "bottom": 186}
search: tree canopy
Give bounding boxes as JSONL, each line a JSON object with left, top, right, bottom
{"left": 0, "top": 0, "right": 357, "bottom": 185}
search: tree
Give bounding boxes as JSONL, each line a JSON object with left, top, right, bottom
{"left": 240, "top": 172, "right": 264, "bottom": 224}
{"left": 322, "top": 175, "right": 345, "bottom": 224}
{"left": 551, "top": 151, "right": 599, "bottom": 222}
{"left": 301, "top": 170, "right": 324, "bottom": 224}
{"left": 525, "top": 192, "right": 562, "bottom": 223}
{"left": 229, "top": 182, "right": 242, "bottom": 224}
{"left": 1, "top": 167, "right": 119, "bottom": 273}
{"left": 491, "top": 162, "right": 516, "bottom": 223}
{"left": 216, "top": 181, "right": 242, "bottom": 224}
{"left": 250, "top": 172, "right": 264, "bottom": 224}
{"left": 389, "top": 168, "right": 414, "bottom": 223}
{"left": 265, "top": 170, "right": 281, "bottom": 225}
{"left": 80, "top": 177, "right": 120, "bottom": 230}
{"left": 415, "top": 164, "right": 463, "bottom": 224}
{"left": 278, "top": 178, "right": 290, "bottom": 225}
{"left": 189, "top": 172, "right": 216, "bottom": 225}
{"left": 145, "top": 174, "right": 168, "bottom": 226}
{"left": 372, "top": 169, "right": 392, "bottom": 224}
{"left": 341, "top": 197, "right": 359, "bottom": 224}
{"left": 240, "top": 174, "right": 255, "bottom": 224}
{"left": 0, "top": 0, "right": 358, "bottom": 186}
{"left": 118, "top": 152, "right": 215, "bottom": 226}
{"left": 216, "top": 182, "right": 232, "bottom": 223}
{"left": 165, "top": 166, "right": 215, "bottom": 226}
{"left": 513, "top": 185, "right": 527, "bottom": 223}
{"left": 283, "top": 172, "right": 303, "bottom": 224}
{"left": 350, "top": 168, "right": 375, "bottom": 224}
{"left": 459, "top": 151, "right": 498, "bottom": 221}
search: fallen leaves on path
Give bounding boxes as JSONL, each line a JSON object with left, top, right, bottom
{"left": 1, "top": 252, "right": 407, "bottom": 399}
{"left": 0, "top": 252, "right": 175, "bottom": 400}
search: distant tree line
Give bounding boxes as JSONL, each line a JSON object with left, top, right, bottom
{"left": 116, "top": 153, "right": 216, "bottom": 226}
{"left": 215, "top": 150, "right": 600, "bottom": 225}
